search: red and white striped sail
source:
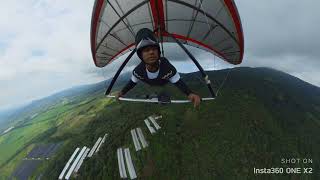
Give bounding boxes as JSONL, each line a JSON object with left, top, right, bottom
{"left": 90, "top": 0, "right": 244, "bottom": 67}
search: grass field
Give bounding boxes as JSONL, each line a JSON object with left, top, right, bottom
{"left": 0, "top": 120, "right": 52, "bottom": 166}
{"left": 0, "top": 94, "right": 111, "bottom": 179}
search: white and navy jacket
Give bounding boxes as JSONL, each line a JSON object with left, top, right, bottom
{"left": 121, "top": 57, "right": 192, "bottom": 96}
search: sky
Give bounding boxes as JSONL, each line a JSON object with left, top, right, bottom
{"left": 0, "top": 0, "right": 319, "bottom": 110}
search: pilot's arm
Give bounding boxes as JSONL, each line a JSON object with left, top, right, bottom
{"left": 117, "top": 75, "right": 138, "bottom": 97}
{"left": 169, "top": 72, "right": 201, "bottom": 108}
{"left": 169, "top": 73, "right": 192, "bottom": 95}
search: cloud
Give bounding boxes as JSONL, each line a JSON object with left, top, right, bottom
{"left": 234, "top": 0, "right": 320, "bottom": 87}
{"left": 0, "top": 0, "right": 98, "bottom": 108}
{"left": 236, "top": 0, "right": 320, "bottom": 59}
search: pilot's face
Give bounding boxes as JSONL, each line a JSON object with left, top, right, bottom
{"left": 141, "top": 46, "right": 159, "bottom": 65}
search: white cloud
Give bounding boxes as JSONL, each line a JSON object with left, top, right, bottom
{"left": 0, "top": 0, "right": 97, "bottom": 108}
{"left": 235, "top": 0, "right": 320, "bottom": 87}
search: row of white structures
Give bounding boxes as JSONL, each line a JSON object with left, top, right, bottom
{"left": 58, "top": 133, "right": 108, "bottom": 180}
{"left": 118, "top": 115, "right": 162, "bottom": 179}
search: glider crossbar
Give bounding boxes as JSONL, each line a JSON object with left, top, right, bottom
{"left": 107, "top": 95, "right": 214, "bottom": 103}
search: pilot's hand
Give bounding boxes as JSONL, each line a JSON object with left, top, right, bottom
{"left": 188, "top": 93, "right": 201, "bottom": 108}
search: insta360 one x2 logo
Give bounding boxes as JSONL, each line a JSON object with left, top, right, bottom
{"left": 253, "top": 158, "right": 313, "bottom": 175}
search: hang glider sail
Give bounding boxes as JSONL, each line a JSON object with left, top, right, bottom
{"left": 90, "top": 0, "right": 244, "bottom": 103}
{"left": 91, "top": 0, "right": 243, "bottom": 67}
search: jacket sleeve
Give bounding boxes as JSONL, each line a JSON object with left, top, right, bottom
{"left": 121, "top": 79, "right": 137, "bottom": 95}
{"left": 173, "top": 79, "right": 193, "bottom": 96}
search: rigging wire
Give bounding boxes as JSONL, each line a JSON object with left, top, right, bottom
{"left": 197, "top": 0, "right": 233, "bottom": 96}
{"left": 216, "top": 67, "right": 233, "bottom": 96}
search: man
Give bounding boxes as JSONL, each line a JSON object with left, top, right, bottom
{"left": 116, "top": 28, "right": 201, "bottom": 107}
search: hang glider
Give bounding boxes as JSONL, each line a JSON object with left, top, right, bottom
{"left": 90, "top": 0, "right": 244, "bottom": 103}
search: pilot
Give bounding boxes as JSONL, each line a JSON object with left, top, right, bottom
{"left": 116, "top": 28, "right": 201, "bottom": 107}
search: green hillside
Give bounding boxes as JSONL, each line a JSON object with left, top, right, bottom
{"left": 1, "top": 67, "right": 319, "bottom": 179}
{"left": 0, "top": 84, "right": 108, "bottom": 178}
